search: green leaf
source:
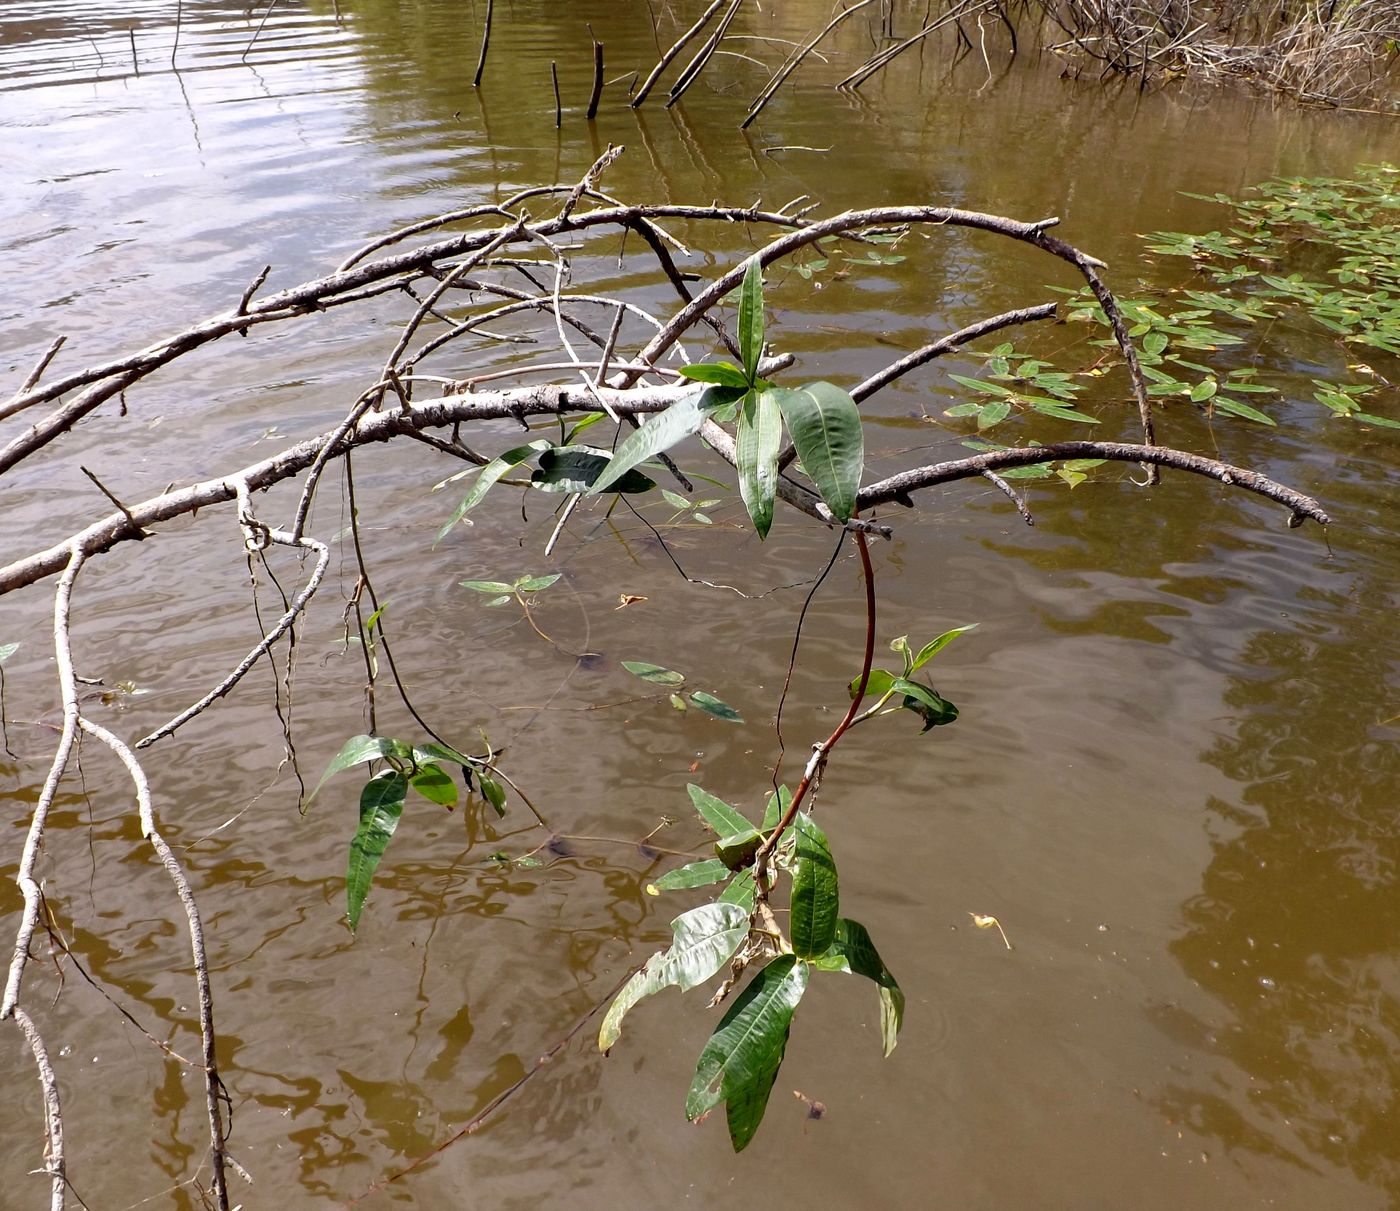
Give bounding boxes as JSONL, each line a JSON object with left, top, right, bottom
{"left": 736, "top": 389, "right": 782, "bottom": 539}
{"left": 435, "top": 440, "right": 548, "bottom": 544}
{"left": 514, "top": 573, "right": 561, "bottom": 593}
{"left": 738, "top": 257, "right": 765, "bottom": 383}
{"left": 599, "top": 902, "right": 750, "bottom": 1051}
{"left": 346, "top": 771, "right": 407, "bottom": 932}
{"left": 532, "top": 446, "right": 656, "bottom": 495}
{"left": 715, "top": 828, "right": 763, "bottom": 872}
{"left": 826, "top": 918, "right": 904, "bottom": 1056}
{"left": 1142, "top": 332, "right": 1168, "bottom": 357}
{"left": 590, "top": 387, "right": 738, "bottom": 496}
{"left": 719, "top": 868, "right": 757, "bottom": 911}
{"left": 1190, "top": 378, "right": 1219, "bottom": 403}
{"left": 460, "top": 580, "right": 515, "bottom": 595}
{"left": 686, "top": 954, "right": 809, "bottom": 1150}
{"left": 309, "top": 734, "right": 407, "bottom": 802}
{"left": 669, "top": 693, "right": 688, "bottom": 711}
{"left": 678, "top": 362, "right": 751, "bottom": 388}
{"left": 478, "top": 775, "right": 507, "bottom": 816}
{"left": 650, "top": 858, "right": 731, "bottom": 892}
{"left": 978, "top": 400, "right": 1012, "bottom": 430}
{"left": 891, "top": 678, "right": 959, "bottom": 731}
{"left": 762, "top": 786, "right": 791, "bottom": 831}
{"left": 622, "top": 660, "right": 685, "bottom": 686}
{"left": 412, "top": 741, "right": 477, "bottom": 768}
{"left": 790, "top": 814, "right": 839, "bottom": 959}
{"left": 772, "top": 382, "right": 864, "bottom": 523}
{"left": 409, "top": 766, "right": 457, "bottom": 808}
{"left": 850, "top": 668, "right": 895, "bottom": 700}
{"left": 909, "top": 625, "right": 976, "bottom": 673}
{"left": 1212, "top": 397, "right": 1277, "bottom": 425}
{"left": 687, "top": 784, "right": 752, "bottom": 837}
{"left": 689, "top": 690, "right": 744, "bottom": 723}
{"left": 0, "top": 642, "right": 17, "bottom": 664}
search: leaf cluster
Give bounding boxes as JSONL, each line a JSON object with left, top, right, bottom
{"left": 310, "top": 734, "right": 508, "bottom": 931}
{"left": 601, "top": 784, "right": 903, "bottom": 1151}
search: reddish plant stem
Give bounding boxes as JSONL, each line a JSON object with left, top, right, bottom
{"left": 755, "top": 522, "right": 876, "bottom": 888}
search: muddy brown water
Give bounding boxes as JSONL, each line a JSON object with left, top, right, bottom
{"left": 2, "top": 2, "right": 1398, "bottom": 1208}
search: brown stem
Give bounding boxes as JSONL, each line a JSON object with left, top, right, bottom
{"left": 755, "top": 523, "right": 876, "bottom": 887}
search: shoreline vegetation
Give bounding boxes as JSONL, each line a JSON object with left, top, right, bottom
{"left": 471, "top": 0, "right": 1400, "bottom": 119}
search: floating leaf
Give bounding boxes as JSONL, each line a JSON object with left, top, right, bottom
{"left": 622, "top": 660, "right": 685, "bottom": 686}
{"left": 686, "top": 954, "right": 809, "bottom": 1152}
{"left": 599, "top": 902, "right": 750, "bottom": 1051}
{"left": 346, "top": 770, "right": 407, "bottom": 932}
{"left": 689, "top": 690, "right": 743, "bottom": 723}
{"left": 790, "top": 814, "right": 839, "bottom": 959}
{"left": 772, "top": 381, "right": 864, "bottom": 523}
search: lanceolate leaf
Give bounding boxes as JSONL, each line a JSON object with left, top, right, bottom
{"left": 909, "top": 624, "right": 977, "bottom": 673}
{"left": 409, "top": 766, "right": 457, "bottom": 808}
{"left": 688, "top": 690, "right": 743, "bottom": 723}
{"left": 687, "top": 784, "right": 753, "bottom": 838}
{"left": 738, "top": 256, "right": 765, "bottom": 382}
{"left": 719, "top": 868, "right": 756, "bottom": 911}
{"left": 309, "top": 734, "right": 409, "bottom": 802}
{"left": 532, "top": 446, "right": 656, "bottom": 495}
{"left": 0, "top": 642, "right": 18, "bottom": 664}
{"left": 650, "top": 858, "right": 731, "bottom": 892}
{"left": 598, "top": 902, "right": 750, "bottom": 1051}
{"left": 726, "top": 1041, "right": 787, "bottom": 1152}
{"left": 772, "top": 381, "right": 864, "bottom": 523}
{"left": 677, "top": 362, "right": 751, "bottom": 389}
{"left": 891, "top": 678, "right": 959, "bottom": 731}
{"left": 686, "top": 954, "right": 809, "bottom": 1145}
{"left": 826, "top": 918, "right": 904, "bottom": 1056}
{"left": 346, "top": 771, "right": 407, "bottom": 932}
{"left": 589, "top": 387, "right": 739, "bottom": 496}
{"left": 621, "top": 660, "right": 686, "bottom": 686}
{"left": 736, "top": 389, "right": 782, "bottom": 539}
{"left": 761, "top": 785, "right": 791, "bottom": 831}
{"left": 790, "top": 814, "right": 839, "bottom": 959}
{"left": 435, "top": 440, "right": 548, "bottom": 544}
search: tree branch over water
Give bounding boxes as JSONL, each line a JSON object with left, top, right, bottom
{"left": 0, "top": 152, "right": 1331, "bottom": 1205}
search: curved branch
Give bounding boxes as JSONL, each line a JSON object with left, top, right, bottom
{"left": 858, "top": 441, "right": 1330, "bottom": 525}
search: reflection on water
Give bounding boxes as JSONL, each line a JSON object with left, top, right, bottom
{"left": 1, "top": 0, "right": 1397, "bottom": 1208}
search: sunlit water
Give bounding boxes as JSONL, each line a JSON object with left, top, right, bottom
{"left": 1, "top": 2, "right": 1397, "bottom": 1208}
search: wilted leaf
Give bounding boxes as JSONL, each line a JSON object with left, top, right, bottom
{"left": 598, "top": 902, "right": 750, "bottom": 1051}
